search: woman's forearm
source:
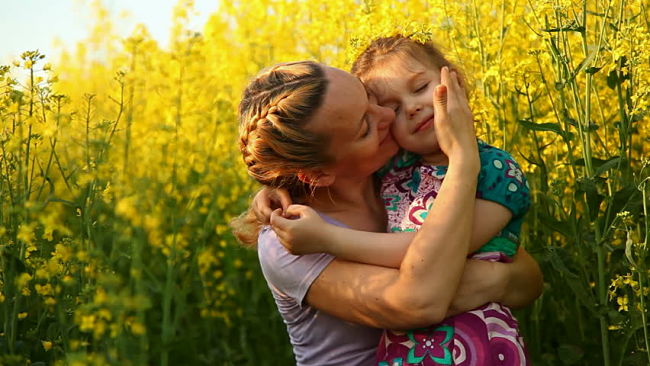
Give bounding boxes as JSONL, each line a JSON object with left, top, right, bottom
{"left": 388, "top": 161, "right": 479, "bottom": 323}
{"left": 445, "top": 247, "right": 543, "bottom": 318}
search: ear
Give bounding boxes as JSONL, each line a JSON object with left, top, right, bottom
{"left": 296, "top": 170, "right": 335, "bottom": 187}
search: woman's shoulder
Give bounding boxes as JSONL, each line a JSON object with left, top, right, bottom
{"left": 257, "top": 226, "right": 335, "bottom": 302}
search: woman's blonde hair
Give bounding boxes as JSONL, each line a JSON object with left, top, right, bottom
{"left": 232, "top": 61, "right": 331, "bottom": 246}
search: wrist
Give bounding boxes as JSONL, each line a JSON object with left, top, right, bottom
{"left": 323, "top": 225, "right": 344, "bottom": 256}
{"left": 445, "top": 162, "right": 480, "bottom": 187}
{"left": 447, "top": 149, "right": 479, "bottom": 170}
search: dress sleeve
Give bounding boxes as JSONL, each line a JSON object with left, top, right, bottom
{"left": 477, "top": 143, "right": 531, "bottom": 219}
{"left": 257, "top": 227, "right": 335, "bottom": 306}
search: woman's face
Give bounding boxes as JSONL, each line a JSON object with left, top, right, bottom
{"left": 307, "top": 66, "right": 399, "bottom": 181}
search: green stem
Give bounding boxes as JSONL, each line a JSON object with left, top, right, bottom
{"left": 639, "top": 184, "right": 650, "bottom": 364}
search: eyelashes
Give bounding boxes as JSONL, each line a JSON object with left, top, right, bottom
{"left": 415, "top": 83, "right": 429, "bottom": 93}
{"left": 362, "top": 118, "right": 371, "bottom": 137}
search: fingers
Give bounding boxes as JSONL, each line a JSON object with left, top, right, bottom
{"left": 434, "top": 66, "right": 451, "bottom": 113}
{"left": 270, "top": 205, "right": 309, "bottom": 230}
{"left": 283, "top": 204, "right": 310, "bottom": 218}
{"left": 277, "top": 189, "right": 292, "bottom": 211}
{"left": 443, "top": 67, "right": 471, "bottom": 114}
{"left": 253, "top": 191, "right": 273, "bottom": 224}
{"left": 444, "top": 68, "right": 462, "bottom": 103}
{"left": 269, "top": 208, "right": 286, "bottom": 228}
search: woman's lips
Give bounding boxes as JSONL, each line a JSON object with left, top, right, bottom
{"left": 380, "top": 131, "right": 394, "bottom": 145}
{"left": 414, "top": 116, "right": 434, "bottom": 133}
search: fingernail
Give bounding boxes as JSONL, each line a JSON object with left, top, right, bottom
{"left": 436, "top": 85, "right": 447, "bottom": 97}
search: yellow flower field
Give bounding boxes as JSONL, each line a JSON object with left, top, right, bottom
{"left": 0, "top": 0, "right": 648, "bottom": 365}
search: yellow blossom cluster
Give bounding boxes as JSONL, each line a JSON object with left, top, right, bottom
{"left": 0, "top": 0, "right": 648, "bottom": 364}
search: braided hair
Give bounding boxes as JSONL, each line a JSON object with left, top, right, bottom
{"left": 233, "top": 61, "right": 331, "bottom": 246}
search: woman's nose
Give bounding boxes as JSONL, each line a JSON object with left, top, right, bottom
{"left": 373, "top": 104, "right": 394, "bottom": 130}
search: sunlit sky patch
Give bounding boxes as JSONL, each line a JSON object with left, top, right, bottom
{"left": 1, "top": 0, "right": 220, "bottom": 64}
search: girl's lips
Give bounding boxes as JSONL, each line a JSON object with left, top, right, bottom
{"left": 414, "top": 116, "right": 434, "bottom": 133}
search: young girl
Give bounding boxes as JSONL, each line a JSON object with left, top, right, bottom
{"left": 264, "top": 36, "right": 531, "bottom": 365}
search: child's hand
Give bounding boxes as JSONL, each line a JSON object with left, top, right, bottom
{"left": 252, "top": 187, "right": 292, "bottom": 224}
{"left": 432, "top": 67, "right": 478, "bottom": 167}
{"left": 269, "top": 204, "right": 331, "bottom": 255}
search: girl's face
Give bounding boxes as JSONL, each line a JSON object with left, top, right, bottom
{"left": 307, "top": 66, "right": 399, "bottom": 181}
{"left": 365, "top": 55, "right": 443, "bottom": 157}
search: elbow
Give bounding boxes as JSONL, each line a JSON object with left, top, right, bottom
{"left": 386, "top": 296, "right": 448, "bottom": 330}
{"left": 528, "top": 259, "right": 545, "bottom": 302}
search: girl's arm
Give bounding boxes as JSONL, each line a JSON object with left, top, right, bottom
{"left": 269, "top": 205, "right": 412, "bottom": 268}
{"left": 469, "top": 199, "right": 512, "bottom": 252}
{"left": 272, "top": 198, "right": 511, "bottom": 269}
{"left": 272, "top": 68, "right": 481, "bottom": 329}
{"left": 330, "top": 198, "right": 512, "bottom": 264}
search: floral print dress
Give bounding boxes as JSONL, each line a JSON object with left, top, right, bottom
{"left": 375, "top": 140, "right": 531, "bottom": 366}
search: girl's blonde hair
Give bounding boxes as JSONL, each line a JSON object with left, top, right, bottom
{"left": 351, "top": 35, "right": 469, "bottom": 95}
{"left": 232, "top": 61, "right": 331, "bottom": 246}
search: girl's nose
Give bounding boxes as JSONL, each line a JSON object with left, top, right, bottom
{"left": 407, "top": 104, "right": 421, "bottom": 119}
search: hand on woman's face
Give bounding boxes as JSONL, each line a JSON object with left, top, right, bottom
{"left": 307, "top": 66, "right": 399, "bottom": 181}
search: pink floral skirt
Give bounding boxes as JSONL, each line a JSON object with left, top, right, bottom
{"left": 376, "top": 302, "right": 529, "bottom": 366}
{"left": 376, "top": 253, "right": 529, "bottom": 366}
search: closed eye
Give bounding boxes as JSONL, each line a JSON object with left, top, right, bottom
{"left": 362, "top": 119, "right": 371, "bottom": 137}
{"left": 415, "top": 83, "right": 429, "bottom": 93}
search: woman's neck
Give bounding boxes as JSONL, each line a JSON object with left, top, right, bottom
{"left": 305, "top": 175, "right": 387, "bottom": 232}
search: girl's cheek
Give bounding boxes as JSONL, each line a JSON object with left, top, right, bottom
{"left": 426, "top": 85, "right": 437, "bottom": 104}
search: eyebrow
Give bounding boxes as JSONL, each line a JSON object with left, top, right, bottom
{"left": 374, "top": 70, "right": 428, "bottom": 106}
{"left": 407, "top": 71, "right": 426, "bottom": 87}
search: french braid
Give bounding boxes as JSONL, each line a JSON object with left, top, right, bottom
{"left": 232, "top": 61, "right": 330, "bottom": 246}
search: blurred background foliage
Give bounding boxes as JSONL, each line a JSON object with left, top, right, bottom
{"left": 0, "top": 0, "right": 648, "bottom": 365}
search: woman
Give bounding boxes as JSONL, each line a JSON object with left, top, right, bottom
{"left": 232, "top": 61, "right": 542, "bottom": 365}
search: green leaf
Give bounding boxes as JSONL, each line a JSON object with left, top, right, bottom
{"left": 541, "top": 24, "right": 585, "bottom": 33}
{"left": 545, "top": 247, "right": 579, "bottom": 279}
{"left": 576, "top": 177, "right": 604, "bottom": 216}
{"left": 593, "top": 156, "right": 621, "bottom": 177}
{"left": 558, "top": 46, "right": 598, "bottom": 88}
{"left": 537, "top": 208, "right": 573, "bottom": 238}
{"left": 518, "top": 119, "right": 570, "bottom": 140}
{"left": 573, "top": 156, "right": 621, "bottom": 177}
{"left": 585, "top": 66, "right": 602, "bottom": 74}
{"left": 607, "top": 69, "right": 619, "bottom": 89}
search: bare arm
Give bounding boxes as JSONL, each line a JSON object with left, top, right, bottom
{"left": 327, "top": 198, "right": 512, "bottom": 265}
{"left": 306, "top": 161, "right": 479, "bottom": 330}
{"left": 446, "top": 246, "right": 543, "bottom": 316}
{"left": 498, "top": 246, "right": 544, "bottom": 308}
{"left": 468, "top": 199, "right": 512, "bottom": 252}
{"left": 273, "top": 197, "right": 511, "bottom": 269}
{"left": 303, "top": 245, "right": 543, "bottom": 330}
{"left": 300, "top": 68, "right": 481, "bottom": 329}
